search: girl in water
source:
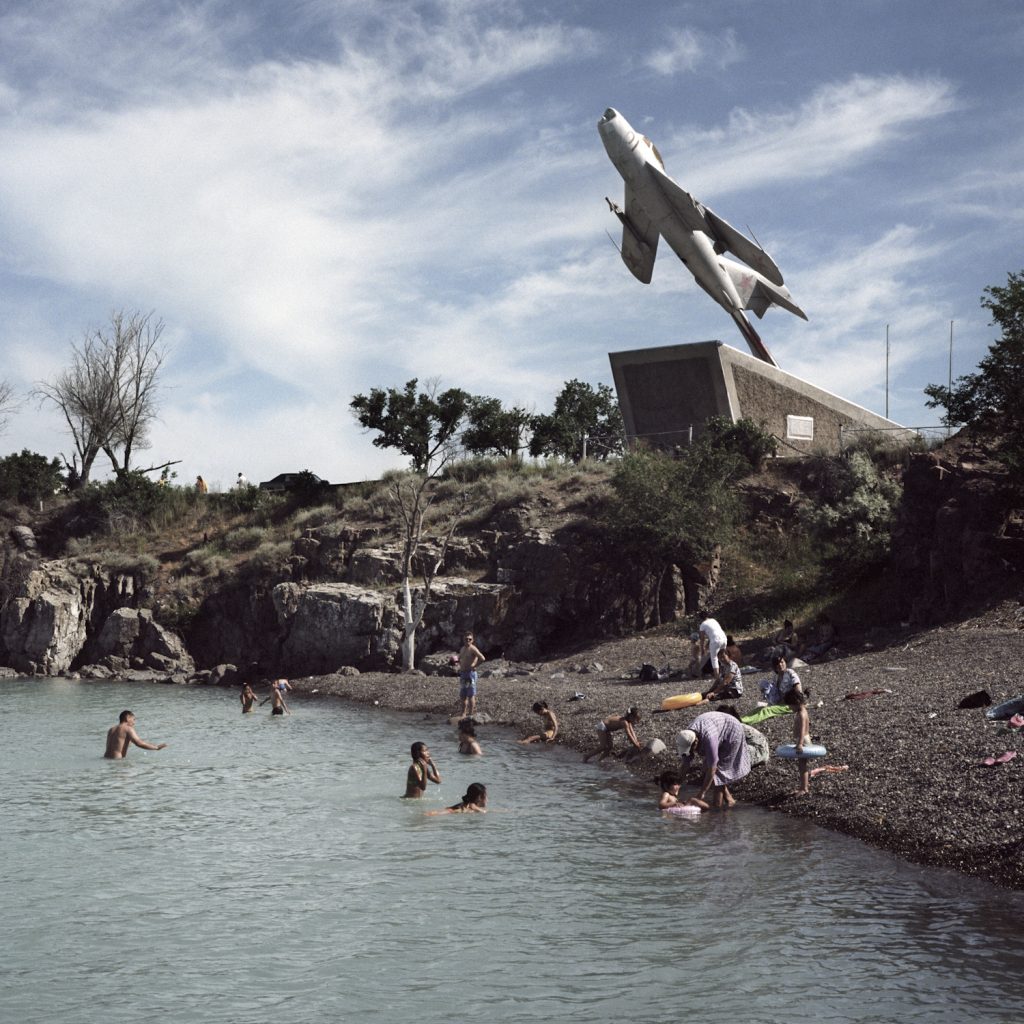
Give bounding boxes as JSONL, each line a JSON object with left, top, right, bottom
{"left": 518, "top": 701, "right": 559, "bottom": 744}
{"left": 240, "top": 683, "right": 257, "bottom": 713}
{"left": 657, "top": 770, "right": 709, "bottom": 812}
{"left": 583, "top": 707, "right": 642, "bottom": 762}
{"left": 429, "top": 783, "right": 487, "bottom": 815}
{"left": 404, "top": 742, "right": 441, "bottom": 798}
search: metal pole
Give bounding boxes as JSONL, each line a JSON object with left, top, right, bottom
{"left": 581, "top": 435, "right": 588, "bottom": 461}
{"left": 947, "top": 320, "right": 954, "bottom": 438}
{"left": 885, "top": 323, "right": 890, "bottom": 419}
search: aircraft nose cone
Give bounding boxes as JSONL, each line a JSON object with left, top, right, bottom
{"left": 600, "top": 108, "right": 618, "bottom": 124}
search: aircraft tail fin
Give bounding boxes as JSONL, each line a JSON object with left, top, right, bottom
{"left": 721, "top": 259, "right": 808, "bottom": 321}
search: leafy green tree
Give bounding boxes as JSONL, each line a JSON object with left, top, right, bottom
{"left": 351, "top": 379, "right": 471, "bottom": 472}
{"left": 925, "top": 270, "right": 1024, "bottom": 469}
{"left": 529, "top": 380, "right": 623, "bottom": 462}
{"left": 0, "top": 450, "right": 65, "bottom": 505}
{"left": 606, "top": 444, "right": 743, "bottom": 567}
{"left": 461, "top": 397, "right": 532, "bottom": 460}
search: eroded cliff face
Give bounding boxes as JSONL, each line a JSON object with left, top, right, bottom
{"left": 184, "top": 507, "right": 718, "bottom": 675}
{"left": 890, "top": 445, "right": 1024, "bottom": 623}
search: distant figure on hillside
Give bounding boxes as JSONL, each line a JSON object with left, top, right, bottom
{"left": 104, "top": 710, "right": 167, "bottom": 759}
{"left": 195, "top": 475, "right": 208, "bottom": 494}
{"left": 240, "top": 683, "right": 257, "bottom": 714}
{"left": 457, "top": 718, "right": 483, "bottom": 756}
{"left": 234, "top": 472, "right": 249, "bottom": 489}
{"left": 518, "top": 701, "right": 559, "bottom": 744}
{"left": 457, "top": 632, "right": 486, "bottom": 718}
{"left": 583, "top": 707, "right": 643, "bottom": 763}
{"left": 404, "top": 741, "right": 441, "bottom": 798}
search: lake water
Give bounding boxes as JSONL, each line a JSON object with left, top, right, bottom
{"left": 1, "top": 677, "right": 1022, "bottom": 1024}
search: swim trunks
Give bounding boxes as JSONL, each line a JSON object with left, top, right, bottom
{"left": 459, "top": 671, "right": 478, "bottom": 699}
{"left": 272, "top": 706, "right": 284, "bottom": 716}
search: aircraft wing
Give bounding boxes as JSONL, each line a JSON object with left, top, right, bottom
{"left": 644, "top": 163, "right": 708, "bottom": 234}
{"left": 702, "top": 207, "right": 784, "bottom": 286}
{"left": 618, "top": 186, "right": 660, "bottom": 284}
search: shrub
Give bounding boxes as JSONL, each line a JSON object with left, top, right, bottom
{"left": 702, "top": 417, "right": 778, "bottom": 472}
{"left": 182, "top": 545, "right": 229, "bottom": 576}
{"left": 799, "top": 449, "right": 902, "bottom": 576}
{"left": 0, "top": 450, "right": 65, "bottom": 505}
{"left": 243, "top": 540, "right": 293, "bottom": 575}
{"left": 222, "top": 526, "right": 267, "bottom": 552}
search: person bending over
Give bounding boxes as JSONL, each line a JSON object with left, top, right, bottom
{"left": 583, "top": 707, "right": 642, "bottom": 763}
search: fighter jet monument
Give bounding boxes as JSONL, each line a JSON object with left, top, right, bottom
{"left": 598, "top": 107, "right": 806, "bottom": 367}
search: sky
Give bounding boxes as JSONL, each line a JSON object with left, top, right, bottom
{"left": 1, "top": 0, "right": 1022, "bottom": 489}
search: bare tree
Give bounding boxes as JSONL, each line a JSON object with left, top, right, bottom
{"left": 0, "top": 379, "right": 17, "bottom": 434}
{"left": 389, "top": 456, "right": 470, "bottom": 671}
{"left": 36, "top": 310, "right": 172, "bottom": 486}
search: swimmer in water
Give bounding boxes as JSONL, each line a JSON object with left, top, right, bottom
{"left": 261, "top": 681, "right": 290, "bottom": 716}
{"left": 457, "top": 719, "right": 483, "bottom": 756}
{"left": 657, "top": 770, "right": 709, "bottom": 812}
{"left": 103, "top": 710, "right": 167, "bottom": 759}
{"left": 428, "top": 782, "right": 487, "bottom": 815}
{"left": 518, "top": 700, "right": 559, "bottom": 744}
{"left": 404, "top": 741, "right": 441, "bottom": 798}
{"left": 240, "top": 683, "right": 257, "bottom": 714}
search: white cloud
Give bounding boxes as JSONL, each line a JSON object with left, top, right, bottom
{"left": 675, "top": 75, "right": 958, "bottom": 195}
{"left": 645, "top": 27, "right": 743, "bottom": 76}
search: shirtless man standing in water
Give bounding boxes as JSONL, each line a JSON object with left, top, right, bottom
{"left": 104, "top": 710, "right": 167, "bottom": 759}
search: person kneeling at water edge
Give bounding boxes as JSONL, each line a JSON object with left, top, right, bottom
{"left": 428, "top": 783, "right": 487, "bottom": 815}
{"left": 676, "top": 710, "right": 751, "bottom": 809}
{"left": 583, "top": 707, "right": 642, "bottom": 762}
{"left": 405, "top": 741, "right": 441, "bottom": 798}
{"left": 657, "top": 770, "right": 709, "bottom": 813}
{"left": 518, "top": 701, "right": 559, "bottom": 744}
{"left": 104, "top": 710, "right": 167, "bottom": 759}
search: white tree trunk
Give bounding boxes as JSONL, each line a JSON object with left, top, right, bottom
{"left": 401, "top": 578, "right": 416, "bottom": 670}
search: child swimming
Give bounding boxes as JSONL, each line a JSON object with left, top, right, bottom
{"left": 428, "top": 782, "right": 487, "bottom": 815}
{"left": 517, "top": 701, "right": 559, "bottom": 744}
{"left": 457, "top": 718, "right": 483, "bottom": 756}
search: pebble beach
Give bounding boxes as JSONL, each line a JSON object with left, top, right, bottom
{"left": 291, "top": 617, "right": 1024, "bottom": 891}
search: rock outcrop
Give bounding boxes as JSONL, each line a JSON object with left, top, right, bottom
{"left": 0, "top": 559, "right": 194, "bottom": 676}
{"left": 891, "top": 444, "right": 1024, "bottom": 623}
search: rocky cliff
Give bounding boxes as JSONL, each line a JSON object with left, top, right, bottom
{"left": 891, "top": 442, "right": 1024, "bottom": 623}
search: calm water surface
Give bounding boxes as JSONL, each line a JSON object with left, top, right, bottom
{"left": 1, "top": 677, "right": 1022, "bottom": 1024}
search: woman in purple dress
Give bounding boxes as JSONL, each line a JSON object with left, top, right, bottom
{"left": 676, "top": 710, "right": 751, "bottom": 809}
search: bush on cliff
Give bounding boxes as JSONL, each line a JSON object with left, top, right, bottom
{"left": 799, "top": 448, "right": 901, "bottom": 577}
{"left": 925, "top": 269, "right": 1024, "bottom": 475}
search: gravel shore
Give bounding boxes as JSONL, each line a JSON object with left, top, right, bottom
{"left": 287, "top": 619, "right": 1024, "bottom": 891}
